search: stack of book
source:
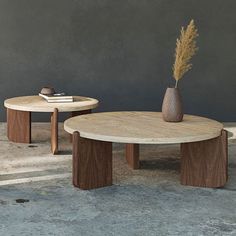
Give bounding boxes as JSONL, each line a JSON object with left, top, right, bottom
{"left": 39, "top": 93, "right": 74, "bottom": 103}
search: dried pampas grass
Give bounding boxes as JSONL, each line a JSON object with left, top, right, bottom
{"left": 173, "top": 20, "right": 198, "bottom": 88}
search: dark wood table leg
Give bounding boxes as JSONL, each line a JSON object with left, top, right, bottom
{"left": 181, "top": 130, "right": 228, "bottom": 188}
{"left": 71, "top": 109, "right": 91, "bottom": 117}
{"left": 69, "top": 109, "right": 92, "bottom": 142}
{"left": 51, "top": 108, "right": 58, "bottom": 154}
{"left": 7, "top": 108, "right": 31, "bottom": 143}
{"left": 125, "top": 144, "right": 140, "bottom": 169}
{"left": 72, "top": 131, "right": 112, "bottom": 190}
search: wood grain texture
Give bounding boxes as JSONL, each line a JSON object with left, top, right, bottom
{"left": 72, "top": 131, "right": 112, "bottom": 190}
{"left": 7, "top": 108, "right": 31, "bottom": 143}
{"left": 126, "top": 144, "right": 139, "bottom": 169}
{"left": 51, "top": 108, "right": 58, "bottom": 154}
{"left": 64, "top": 112, "right": 223, "bottom": 144}
{"left": 180, "top": 130, "right": 228, "bottom": 188}
{"left": 72, "top": 132, "right": 80, "bottom": 187}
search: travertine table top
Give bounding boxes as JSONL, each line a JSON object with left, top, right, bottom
{"left": 4, "top": 96, "right": 99, "bottom": 112}
{"left": 64, "top": 111, "right": 223, "bottom": 144}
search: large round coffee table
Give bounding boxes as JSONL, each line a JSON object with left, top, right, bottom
{"left": 64, "top": 111, "right": 228, "bottom": 190}
{"left": 4, "top": 95, "right": 99, "bottom": 154}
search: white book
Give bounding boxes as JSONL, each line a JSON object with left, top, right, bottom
{"left": 39, "top": 93, "right": 74, "bottom": 102}
{"left": 39, "top": 93, "right": 73, "bottom": 100}
{"left": 47, "top": 99, "right": 73, "bottom": 103}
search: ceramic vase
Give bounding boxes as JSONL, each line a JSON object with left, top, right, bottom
{"left": 162, "top": 87, "right": 183, "bottom": 122}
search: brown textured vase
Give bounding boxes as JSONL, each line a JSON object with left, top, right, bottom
{"left": 162, "top": 87, "right": 183, "bottom": 122}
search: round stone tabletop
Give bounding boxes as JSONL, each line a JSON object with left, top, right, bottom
{"left": 64, "top": 111, "right": 223, "bottom": 144}
{"left": 4, "top": 96, "right": 99, "bottom": 112}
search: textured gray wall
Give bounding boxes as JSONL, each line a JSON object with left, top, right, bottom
{"left": 0, "top": 0, "right": 235, "bottom": 121}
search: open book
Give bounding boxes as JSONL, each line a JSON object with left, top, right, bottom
{"left": 39, "top": 93, "right": 74, "bottom": 103}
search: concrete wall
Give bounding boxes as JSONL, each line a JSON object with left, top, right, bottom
{"left": 0, "top": 0, "right": 235, "bottom": 121}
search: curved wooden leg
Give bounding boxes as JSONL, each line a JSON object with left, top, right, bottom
{"left": 181, "top": 130, "right": 228, "bottom": 188}
{"left": 7, "top": 108, "right": 31, "bottom": 143}
{"left": 72, "top": 131, "right": 112, "bottom": 190}
{"left": 51, "top": 108, "right": 58, "bottom": 154}
{"left": 126, "top": 144, "right": 139, "bottom": 169}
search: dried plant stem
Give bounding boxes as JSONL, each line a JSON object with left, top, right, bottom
{"left": 175, "top": 80, "right": 178, "bottom": 88}
{"left": 173, "top": 20, "right": 198, "bottom": 88}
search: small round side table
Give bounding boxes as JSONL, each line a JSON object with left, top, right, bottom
{"left": 4, "top": 95, "right": 99, "bottom": 154}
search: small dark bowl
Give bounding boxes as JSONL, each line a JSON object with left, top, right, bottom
{"left": 40, "top": 87, "right": 55, "bottom": 95}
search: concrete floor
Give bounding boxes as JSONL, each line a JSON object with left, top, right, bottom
{"left": 0, "top": 123, "right": 236, "bottom": 236}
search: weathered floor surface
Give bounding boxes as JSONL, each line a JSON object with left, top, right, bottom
{"left": 0, "top": 123, "right": 236, "bottom": 236}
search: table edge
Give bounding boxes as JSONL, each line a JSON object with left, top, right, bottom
{"left": 4, "top": 96, "right": 99, "bottom": 112}
{"left": 64, "top": 119, "right": 224, "bottom": 144}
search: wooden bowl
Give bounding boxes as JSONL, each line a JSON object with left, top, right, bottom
{"left": 40, "top": 87, "right": 55, "bottom": 95}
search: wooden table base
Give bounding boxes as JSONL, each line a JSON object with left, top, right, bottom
{"left": 7, "top": 108, "right": 31, "bottom": 143}
{"left": 72, "top": 131, "right": 112, "bottom": 190}
{"left": 7, "top": 108, "right": 92, "bottom": 155}
{"left": 71, "top": 131, "right": 228, "bottom": 190}
{"left": 181, "top": 130, "right": 228, "bottom": 188}
{"left": 126, "top": 144, "right": 139, "bottom": 169}
{"left": 125, "top": 130, "right": 228, "bottom": 188}
{"left": 51, "top": 108, "right": 58, "bottom": 154}
{"left": 71, "top": 109, "right": 91, "bottom": 117}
